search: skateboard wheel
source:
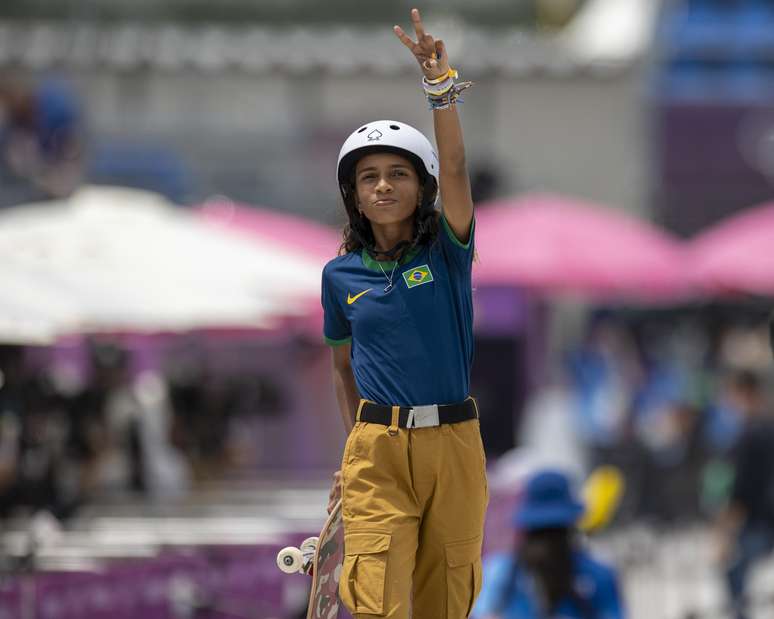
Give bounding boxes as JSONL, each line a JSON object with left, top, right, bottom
{"left": 299, "top": 536, "right": 318, "bottom": 574}
{"left": 300, "top": 536, "right": 318, "bottom": 553}
{"left": 277, "top": 546, "right": 304, "bottom": 574}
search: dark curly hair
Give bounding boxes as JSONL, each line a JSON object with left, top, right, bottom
{"left": 338, "top": 154, "right": 439, "bottom": 261}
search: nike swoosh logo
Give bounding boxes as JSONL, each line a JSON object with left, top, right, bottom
{"left": 347, "top": 289, "right": 372, "bottom": 305}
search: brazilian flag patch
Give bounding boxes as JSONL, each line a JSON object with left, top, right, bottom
{"left": 402, "top": 264, "right": 434, "bottom": 289}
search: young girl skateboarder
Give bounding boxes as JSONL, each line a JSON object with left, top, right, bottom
{"left": 321, "top": 8, "right": 487, "bottom": 618}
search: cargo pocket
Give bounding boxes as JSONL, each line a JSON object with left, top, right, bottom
{"left": 445, "top": 536, "right": 482, "bottom": 618}
{"left": 339, "top": 531, "right": 391, "bottom": 615}
{"left": 341, "top": 422, "right": 363, "bottom": 467}
{"left": 473, "top": 420, "right": 489, "bottom": 504}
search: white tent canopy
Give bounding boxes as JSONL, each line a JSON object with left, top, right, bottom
{"left": 559, "top": 0, "right": 659, "bottom": 66}
{"left": 0, "top": 186, "right": 323, "bottom": 343}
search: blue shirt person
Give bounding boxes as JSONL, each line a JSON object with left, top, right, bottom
{"left": 0, "top": 77, "right": 83, "bottom": 205}
{"left": 472, "top": 470, "right": 625, "bottom": 619}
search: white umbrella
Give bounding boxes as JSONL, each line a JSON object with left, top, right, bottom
{"left": 0, "top": 186, "right": 323, "bottom": 340}
{"left": 0, "top": 262, "right": 81, "bottom": 343}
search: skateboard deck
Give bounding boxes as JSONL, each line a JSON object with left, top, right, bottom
{"left": 306, "top": 499, "right": 344, "bottom": 619}
{"left": 277, "top": 499, "right": 345, "bottom": 619}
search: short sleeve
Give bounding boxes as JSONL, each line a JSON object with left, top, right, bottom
{"left": 321, "top": 264, "right": 351, "bottom": 346}
{"left": 439, "top": 212, "right": 475, "bottom": 272}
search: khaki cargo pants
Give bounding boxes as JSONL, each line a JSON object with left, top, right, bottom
{"left": 339, "top": 400, "right": 489, "bottom": 618}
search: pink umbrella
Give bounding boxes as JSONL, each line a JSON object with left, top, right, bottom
{"left": 473, "top": 194, "right": 688, "bottom": 299}
{"left": 197, "top": 199, "right": 341, "bottom": 261}
{"left": 686, "top": 201, "right": 774, "bottom": 296}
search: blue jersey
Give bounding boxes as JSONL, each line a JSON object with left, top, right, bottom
{"left": 472, "top": 550, "right": 625, "bottom": 619}
{"left": 321, "top": 214, "right": 474, "bottom": 406}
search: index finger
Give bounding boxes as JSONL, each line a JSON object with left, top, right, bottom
{"left": 411, "top": 8, "right": 426, "bottom": 41}
{"left": 393, "top": 25, "right": 416, "bottom": 51}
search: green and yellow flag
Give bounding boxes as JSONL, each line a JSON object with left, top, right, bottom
{"left": 403, "top": 264, "right": 434, "bottom": 289}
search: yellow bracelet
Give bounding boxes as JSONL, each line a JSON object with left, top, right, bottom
{"left": 424, "top": 67, "right": 458, "bottom": 85}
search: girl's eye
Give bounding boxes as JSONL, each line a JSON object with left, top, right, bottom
{"left": 392, "top": 170, "right": 407, "bottom": 177}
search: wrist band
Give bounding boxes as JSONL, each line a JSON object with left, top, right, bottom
{"left": 421, "top": 66, "right": 473, "bottom": 111}
{"left": 426, "top": 81, "right": 473, "bottom": 111}
{"left": 424, "top": 67, "right": 459, "bottom": 85}
{"left": 423, "top": 76, "right": 455, "bottom": 97}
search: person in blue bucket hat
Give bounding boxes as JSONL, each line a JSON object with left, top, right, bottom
{"left": 472, "top": 470, "right": 625, "bottom": 619}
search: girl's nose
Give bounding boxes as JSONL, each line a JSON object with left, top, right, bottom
{"left": 375, "top": 176, "right": 393, "bottom": 193}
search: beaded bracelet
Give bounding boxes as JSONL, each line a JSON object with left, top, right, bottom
{"left": 425, "top": 81, "right": 473, "bottom": 110}
{"left": 424, "top": 80, "right": 455, "bottom": 97}
{"left": 422, "top": 69, "right": 473, "bottom": 111}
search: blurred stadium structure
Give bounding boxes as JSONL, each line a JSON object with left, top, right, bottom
{"left": 2, "top": 1, "right": 774, "bottom": 618}
{"left": 0, "top": 0, "right": 653, "bottom": 218}
{"left": 653, "top": 0, "right": 774, "bottom": 235}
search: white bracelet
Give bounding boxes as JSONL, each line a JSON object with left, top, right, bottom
{"left": 422, "top": 75, "right": 455, "bottom": 97}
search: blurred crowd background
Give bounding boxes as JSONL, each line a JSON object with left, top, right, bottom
{"left": 2, "top": 0, "right": 774, "bottom": 618}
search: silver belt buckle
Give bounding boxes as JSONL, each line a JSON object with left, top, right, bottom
{"left": 407, "top": 404, "right": 440, "bottom": 429}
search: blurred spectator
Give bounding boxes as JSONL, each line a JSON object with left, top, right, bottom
{"left": 0, "top": 75, "right": 83, "bottom": 207}
{"left": 0, "top": 345, "right": 75, "bottom": 519}
{"left": 632, "top": 365, "right": 707, "bottom": 522}
{"left": 714, "top": 369, "right": 774, "bottom": 619}
{"left": 0, "top": 338, "right": 195, "bottom": 518}
{"left": 473, "top": 469, "right": 625, "bottom": 619}
{"left": 519, "top": 361, "right": 588, "bottom": 476}
{"left": 167, "top": 356, "right": 286, "bottom": 481}
{"left": 718, "top": 325, "right": 772, "bottom": 373}
{"left": 71, "top": 341, "right": 189, "bottom": 500}
{"left": 566, "top": 312, "right": 643, "bottom": 463}
{"left": 642, "top": 400, "right": 705, "bottom": 522}
{"left": 168, "top": 360, "right": 238, "bottom": 481}
{"left": 66, "top": 342, "right": 140, "bottom": 497}
{"left": 0, "top": 345, "right": 26, "bottom": 515}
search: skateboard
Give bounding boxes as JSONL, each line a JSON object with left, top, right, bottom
{"left": 277, "top": 499, "right": 344, "bottom": 619}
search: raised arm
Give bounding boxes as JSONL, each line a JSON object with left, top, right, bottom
{"left": 394, "top": 8, "right": 474, "bottom": 244}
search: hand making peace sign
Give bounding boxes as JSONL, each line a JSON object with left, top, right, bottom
{"left": 393, "top": 8, "right": 451, "bottom": 82}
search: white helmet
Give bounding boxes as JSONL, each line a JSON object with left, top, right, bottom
{"left": 336, "top": 120, "right": 440, "bottom": 206}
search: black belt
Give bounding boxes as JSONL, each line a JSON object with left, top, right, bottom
{"left": 357, "top": 398, "right": 478, "bottom": 429}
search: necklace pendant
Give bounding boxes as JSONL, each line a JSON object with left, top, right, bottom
{"left": 377, "top": 260, "right": 397, "bottom": 293}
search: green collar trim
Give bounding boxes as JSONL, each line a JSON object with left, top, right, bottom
{"left": 361, "top": 245, "right": 422, "bottom": 271}
{"left": 324, "top": 335, "right": 352, "bottom": 347}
